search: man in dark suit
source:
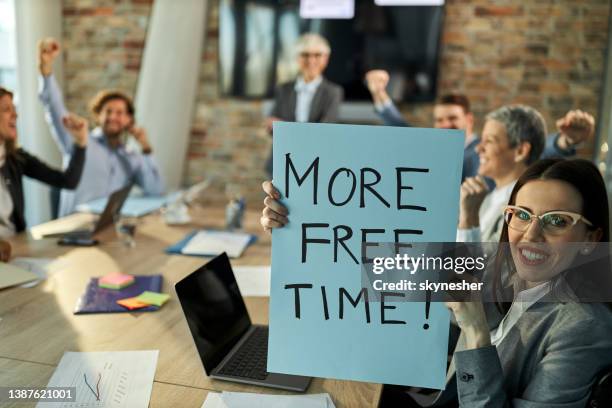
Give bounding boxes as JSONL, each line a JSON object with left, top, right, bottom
{"left": 265, "top": 33, "right": 343, "bottom": 176}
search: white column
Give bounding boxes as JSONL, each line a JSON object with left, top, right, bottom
{"left": 135, "top": 0, "right": 208, "bottom": 190}
{"left": 14, "top": 0, "right": 63, "bottom": 225}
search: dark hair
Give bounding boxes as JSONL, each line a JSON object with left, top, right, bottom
{"left": 437, "top": 94, "right": 471, "bottom": 114}
{"left": 494, "top": 158, "right": 611, "bottom": 311}
{"left": 0, "top": 86, "right": 17, "bottom": 155}
{"left": 89, "top": 89, "right": 135, "bottom": 121}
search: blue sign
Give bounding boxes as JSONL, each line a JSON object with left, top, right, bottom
{"left": 269, "top": 122, "right": 464, "bottom": 389}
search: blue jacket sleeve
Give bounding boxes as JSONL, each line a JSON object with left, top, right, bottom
{"left": 375, "top": 102, "right": 411, "bottom": 127}
{"left": 38, "top": 74, "right": 75, "bottom": 155}
{"left": 541, "top": 133, "right": 576, "bottom": 159}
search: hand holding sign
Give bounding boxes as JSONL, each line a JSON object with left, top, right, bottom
{"left": 261, "top": 181, "right": 288, "bottom": 232}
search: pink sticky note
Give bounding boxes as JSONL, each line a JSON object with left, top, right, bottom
{"left": 99, "top": 273, "right": 135, "bottom": 289}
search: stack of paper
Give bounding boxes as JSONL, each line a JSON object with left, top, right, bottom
{"left": 9, "top": 257, "right": 66, "bottom": 288}
{"left": 181, "top": 230, "right": 254, "bottom": 258}
{"left": 201, "top": 392, "right": 335, "bottom": 408}
{"left": 0, "top": 263, "right": 38, "bottom": 289}
{"left": 233, "top": 266, "right": 271, "bottom": 297}
{"left": 37, "top": 351, "right": 158, "bottom": 408}
{"left": 99, "top": 273, "right": 135, "bottom": 290}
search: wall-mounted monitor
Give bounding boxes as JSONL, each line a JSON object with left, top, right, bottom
{"left": 219, "top": 0, "right": 444, "bottom": 103}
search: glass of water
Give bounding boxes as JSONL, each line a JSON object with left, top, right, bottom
{"left": 114, "top": 215, "right": 138, "bottom": 248}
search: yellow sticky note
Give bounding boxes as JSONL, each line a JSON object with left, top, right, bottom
{"left": 135, "top": 291, "right": 170, "bottom": 307}
{"left": 117, "top": 297, "right": 150, "bottom": 310}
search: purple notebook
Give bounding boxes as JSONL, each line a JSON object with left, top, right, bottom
{"left": 74, "top": 275, "right": 163, "bottom": 314}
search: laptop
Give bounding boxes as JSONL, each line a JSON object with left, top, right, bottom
{"left": 41, "top": 184, "right": 132, "bottom": 240}
{"left": 175, "top": 253, "right": 312, "bottom": 392}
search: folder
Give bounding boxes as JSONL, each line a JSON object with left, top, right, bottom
{"left": 74, "top": 275, "right": 163, "bottom": 314}
{"left": 0, "top": 263, "right": 39, "bottom": 289}
{"left": 166, "top": 230, "right": 256, "bottom": 258}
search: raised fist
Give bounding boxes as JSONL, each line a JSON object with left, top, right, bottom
{"left": 62, "top": 113, "right": 89, "bottom": 147}
{"left": 38, "top": 38, "right": 61, "bottom": 76}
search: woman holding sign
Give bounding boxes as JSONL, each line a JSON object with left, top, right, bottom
{"left": 262, "top": 158, "right": 612, "bottom": 406}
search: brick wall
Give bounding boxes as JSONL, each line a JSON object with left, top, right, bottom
{"left": 60, "top": 0, "right": 610, "bottom": 205}
{"left": 62, "top": 0, "right": 152, "bottom": 117}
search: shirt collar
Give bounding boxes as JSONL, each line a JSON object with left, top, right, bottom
{"left": 295, "top": 76, "right": 323, "bottom": 93}
{"left": 491, "top": 180, "right": 516, "bottom": 202}
{"left": 92, "top": 127, "right": 124, "bottom": 150}
{"left": 514, "top": 281, "right": 551, "bottom": 310}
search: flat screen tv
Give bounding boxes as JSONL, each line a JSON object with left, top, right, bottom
{"left": 219, "top": 0, "right": 444, "bottom": 102}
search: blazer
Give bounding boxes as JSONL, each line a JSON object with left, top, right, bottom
{"left": 428, "top": 296, "right": 612, "bottom": 407}
{"left": 266, "top": 77, "right": 344, "bottom": 175}
{"left": 270, "top": 77, "right": 344, "bottom": 123}
{"left": 0, "top": 147, "right": 85, "bottom": 232}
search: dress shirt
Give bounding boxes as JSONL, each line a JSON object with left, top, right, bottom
{"left": 294, "top": 76, "right": 323, "bottom": 123}
{"left": 490, "top": 281, "right": 550, "bottom": 346}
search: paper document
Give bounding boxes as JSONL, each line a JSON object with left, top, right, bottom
{"left": 233, "top": 266, "right": 270, "bottom": 297}
{"left": 375, "top": 0, "right": 445, "bottom": 5}
{"left": 29, "top": 212, "right": 97, "bottom": 240}
{"left": 37, "top": 351, "right": 158, "bottom": 408}
{"left": 76, "top": 192, "right": 182, "bottom": 217}
{"left": 0, "top": 263, "right": 38, "bottom": 289}
{"left": 10, "top": 257, "right": 66, "bottom": 288}
{"left": 300, "top": 0, "right": 354, "bottom": 19}
{"left": 201, "top": 392, "right": 335, "bottom": 408}
{"left": 181, "top": 230, "right": 253, "bottom": 258}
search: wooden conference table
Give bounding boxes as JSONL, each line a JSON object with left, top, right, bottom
{"left": 0, "top": 206, "right": 382, "bottom": 407}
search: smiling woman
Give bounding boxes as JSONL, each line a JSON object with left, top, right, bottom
{"left": 452, "top": 157, "right": 612, "bottom": 406}
{"left": 0, "top": 87, "right": 87, "bottom": 239}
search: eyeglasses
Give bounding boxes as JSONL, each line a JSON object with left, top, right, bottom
{"left": 503, "top": 205, "right": 593, "bottom": 236}
{"left": 299, "top": 52, "right": 324, "bottom": 59}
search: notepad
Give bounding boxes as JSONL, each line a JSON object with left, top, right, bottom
{"left": 181, "top": 230, "right": 254, "bottom": 258}
{"left": 117, "top": 297, "right": 151, "bottom": 310}
{"left": 99, "top": 273, "right": 135, "bottom": 290}
{"left": 135, "top": 291, "right": 170, "bottom": 307}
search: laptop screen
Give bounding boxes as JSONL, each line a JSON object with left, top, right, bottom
{"left": 175, "top": 253, "right": 252, "bottom": 373}
{"left": 94, "top": 183, "right": 132, "bottom": 234}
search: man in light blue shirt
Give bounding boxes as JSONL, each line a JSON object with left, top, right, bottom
{"left": 37, "top": 38, "right": 164, "bottom": 217}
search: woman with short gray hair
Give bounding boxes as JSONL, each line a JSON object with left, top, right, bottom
{"left": 457, "top": 104, "right": 547, "bottom": 243}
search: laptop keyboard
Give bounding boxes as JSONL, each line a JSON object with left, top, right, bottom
{"left": 217, "top": 326, "right": 269, "bottom": 380}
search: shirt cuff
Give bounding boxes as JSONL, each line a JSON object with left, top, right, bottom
{"left": 454, "top": 346, "right": 504, "bottom": 402}
{"left": 374, "top": 99, "right": 393, "bottom": 113}
{"left": 456, "top": 227, "right": 480, "bottom": 243}
{"left": 551, "top": 132, "right": 577, "bottom": 156}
